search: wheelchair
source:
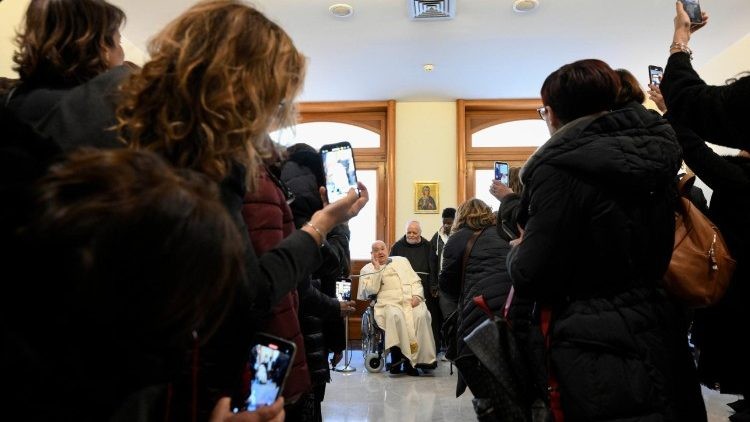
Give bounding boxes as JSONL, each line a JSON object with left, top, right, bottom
{"left": 360, "top": 294, "right": 388, "bottom": 373}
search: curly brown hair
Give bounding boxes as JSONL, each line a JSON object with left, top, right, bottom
{"left": 451, "top": 198, "right": 496, "bottom": 234}
{"left": 116, "top": 0, "right": 306, "bottom": 191}
{"left": 13, "top": 0, "right": 125, "bottom": 87}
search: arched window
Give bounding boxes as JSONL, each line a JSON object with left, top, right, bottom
{"left": 272, "top": 101, "right": 395, "bottom": 266}
{"left": 458, "top": 99, "right": 548, "bottom": 210}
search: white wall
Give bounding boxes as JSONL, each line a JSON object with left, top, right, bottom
{"left": 394, "top": 102, "right": 457, "bottom": 240}
{"left": 0, "top": 0, "right": 30, "bottom": 77}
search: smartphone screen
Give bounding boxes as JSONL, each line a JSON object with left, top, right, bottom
{"left": 679, "top": 0, "right": 702, "bottom": 24}
{"left": 335, "top": 280, "right": 352, "bottom": 301}
{"left": 235, "top": 334, "right": 296, "bottom": 413}
{"left": 494, "top": 161, "right": 509, "bottom": 185}
{"left": 320, "top": 141, "right": 359, "bottom": 204}
{"left": 648, "top": 65, "right": 664, "bottom": 86}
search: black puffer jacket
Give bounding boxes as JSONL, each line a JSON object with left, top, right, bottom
{"left": 496, "top": 192, "right": 522, "bottom": 241}
{"left": 440, "top": 226, "right": 513, "bottom": 359}
{"left": 280, "top": 150, "right": 350, "bottom": 386}
{"left": 671, "top": 123, "right": 750, "bottom": 395}
{"left": 508, "top": 103, "right": 706, "bottom": 421}
{"left": 660, "top": 51, "right": 750, "bottom": 150}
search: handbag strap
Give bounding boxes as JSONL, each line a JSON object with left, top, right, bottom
{"left": 677, "top": 172, "right": 696, "bottom": 197}
{"left": 459, "top": 227, "right": 486, "bottom": 293}
{"left": 541, "top": 307, "right": 565, "bottom": 422}
{"left": 472, "top": 286, "right": 515, "bottom": 321}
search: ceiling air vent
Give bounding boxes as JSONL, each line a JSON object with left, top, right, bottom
{"left": 409, "top": 0, "right": 455, "bottom": 20}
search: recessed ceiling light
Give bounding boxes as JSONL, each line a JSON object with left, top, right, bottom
{"left": 423, "top": 64, "right": 434, "bottom": 72}
{"left": 513, "top": 0, "right": 539, "bottom": 13}
{"left": 329, "top": 3, "right": 354, "bottom": 18}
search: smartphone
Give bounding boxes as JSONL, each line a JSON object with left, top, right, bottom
{"left": 335, "top": 279, "right": 352, "bottom": 301}
{"left": 679, "top": 0, "right": 702, "bottom": 24}
{"left": 494, "top": 161, "right": 509, "bottom": 185}
{"left": 648, "top": 65, "right": 664, "bottom": 86}
{"left": 234, "top": 333, "right": 296, "bottom": 413}
{"left": 320, "top": 141, "right": 359, "bottom": 204}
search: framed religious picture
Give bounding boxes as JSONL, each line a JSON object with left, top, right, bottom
{"left": 414, "top": 181, "right": 439, "bottom": 213}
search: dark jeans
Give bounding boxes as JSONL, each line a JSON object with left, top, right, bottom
{"left": 426, "top": 293, "right": 443, "bottom": 350}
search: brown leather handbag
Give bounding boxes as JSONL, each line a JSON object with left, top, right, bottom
{"left": 663, "top": 173, "right": 736, "bottom": 307}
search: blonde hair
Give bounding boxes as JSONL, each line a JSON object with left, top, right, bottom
{"left": 451, "top": 198, "right": 495, "bottom": 234}
{"left": 116, "top": 0, "right": 305, "bottom": 192}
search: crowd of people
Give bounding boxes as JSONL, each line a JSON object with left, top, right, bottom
{"left": 1, "top": 0, "right": 748, "bottom": 421}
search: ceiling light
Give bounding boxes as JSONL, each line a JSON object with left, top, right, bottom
{"left": 513, "top": 0, "right": 539, "bottom": 13}
{"left": 423, "top": 64, "right": 434, "bottom": 72}
{"left": 329, "top": 3, "right": 354, "bottom": 18}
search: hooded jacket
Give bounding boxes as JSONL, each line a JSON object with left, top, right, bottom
{"left": 508, "top": 103, "right": 706, "bottom": 421}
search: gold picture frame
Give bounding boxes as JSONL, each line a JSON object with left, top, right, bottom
{"left": 414, "top": 181, "right": 439, "bottom": 213}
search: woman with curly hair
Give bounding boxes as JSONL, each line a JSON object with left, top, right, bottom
{"left": 6, "top": 0, "right": 126, "bottom": 134}
{"left": 438, "top": 198, "right": 531, "bottom": 421}
{"left": 116, "top": 1, "right": 367, "bottom": 419}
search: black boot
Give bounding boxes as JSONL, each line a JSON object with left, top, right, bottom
{"left": 389, "top": 347, "right": 405, "bottom": 374}
{"left": 403, "top": 360, "right": 420, "bottom": 376}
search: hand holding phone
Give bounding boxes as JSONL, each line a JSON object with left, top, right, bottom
{"left": 234, "top": 333, "right": 296, "bottom": 413}
{"left": 494, "top": 161, "right": 509, "bottom": 185}
{"left": 335, "top": 280, "right": 352, "bottom": 302}
{"left": 320, "top": 142, "right": 359, "bottom": 204}
{"left": 648, "top": 65, "right": 664, "bottom": 87}
{"left": 679, "top": 0, "right": 702, "bottom": 24}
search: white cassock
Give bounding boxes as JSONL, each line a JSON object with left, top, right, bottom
{"left": 358, "top": 256, "right": 436, "bottom": 366}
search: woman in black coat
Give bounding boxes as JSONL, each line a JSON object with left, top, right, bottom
{"left": 508, "top": 59, "right": 706, "bottom": 421}
{"left": 439, "top": 198, "right": 531, "bottom": 421}
{"left": 280, "top": 143, "right": 354, "bottom": 422}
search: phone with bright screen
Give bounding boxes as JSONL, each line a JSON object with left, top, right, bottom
{"left": 648, "top": 65, "right": 664, "bottom": 86}
{"left": 320, "top": 141, "right": 359, "bottom": 204}
{"left": 335, "top": 280, "right": 352, "bottom": 301}
{"left": 233, "top": 333, "right": 296, "bottom": 413}
{"left": 679, "top": 0, "right": 702, "bottom": 24}
{"left": 494, "top": 161, "right": 509, "bottom": 185}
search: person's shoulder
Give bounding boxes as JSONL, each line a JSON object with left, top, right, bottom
{"left": 360, "top": 262, "right": 375, "bottom": 273}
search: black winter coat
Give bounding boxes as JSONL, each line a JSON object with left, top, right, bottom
{"left": 660, "top": 51, "right": 750, "bottom": 150}
{"left": 671, "top": 123, "right": 750, "bottom": 395}
{"left": 5, "top": 66, "right": 129, "bottom": 151}
{"left": 439, "top": 227, "right": 512, "bottom": 360}
{"left": 281, "top": 153, "right": 351, "bottom": 386}
{"left": 496, "top": 192, "right": 522, "bottom": 241}
{"left": 508, "top": 104, "right": 706, "bottom": 421}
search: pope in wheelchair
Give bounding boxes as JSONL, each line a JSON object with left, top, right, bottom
{"left": 357, "top": 240, "right": 437, "bottom": 375}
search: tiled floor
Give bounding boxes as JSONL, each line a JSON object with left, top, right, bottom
{"left": 322, "top": 350, "right": 738, "bottom": 422}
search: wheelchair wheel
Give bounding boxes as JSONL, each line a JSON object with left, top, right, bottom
{"left": 365, "top": 352, "right": 384, "bottom": 373}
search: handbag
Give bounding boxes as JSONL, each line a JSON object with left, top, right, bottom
{"left": 441, "top": 227, "right": 486, "bottom": 362}
{"left": 464, "top": 290, "right": 541, "bottom": 421}
{"left": 663, "top": 173, "right": 736, "bottom": 307}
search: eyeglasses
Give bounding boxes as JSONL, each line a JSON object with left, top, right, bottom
{"left": 537, "top": 106, "right": 548, "bottom": 121}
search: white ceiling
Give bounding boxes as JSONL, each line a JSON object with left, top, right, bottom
{"left": 112, "top": 0, "right": 750, "bottom": 102}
